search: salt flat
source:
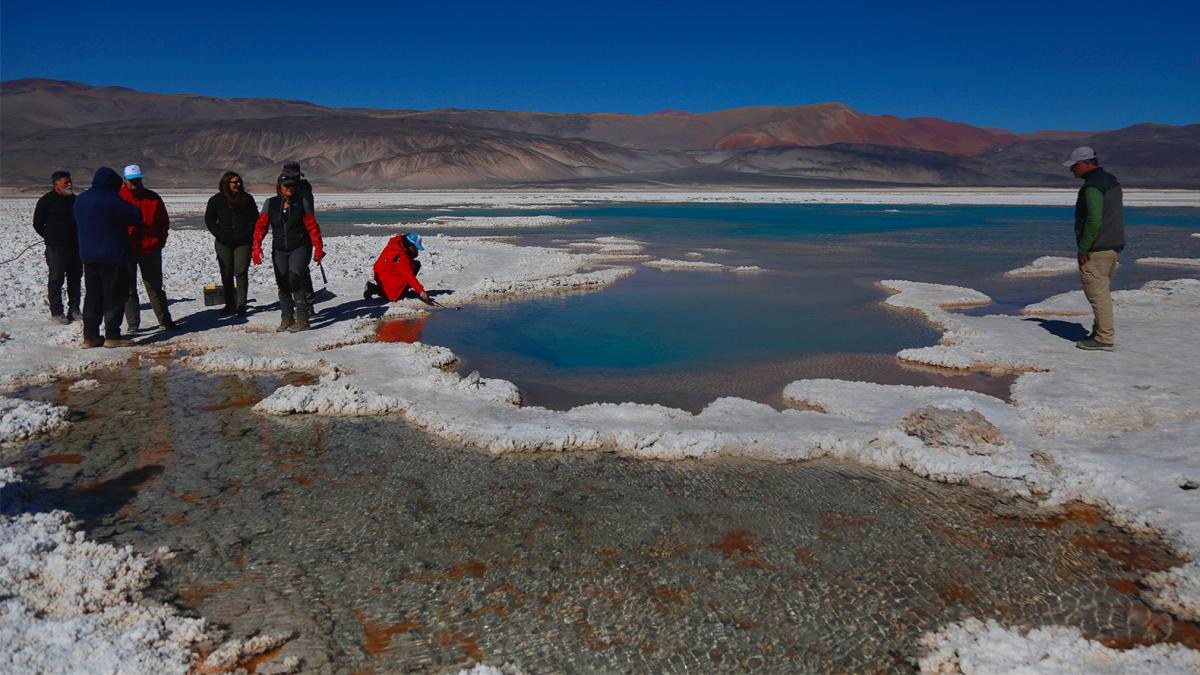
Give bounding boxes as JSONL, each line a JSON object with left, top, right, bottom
{"left": 50, "top": 188, "right": 1197, "bottom": 218}
{"left": 1, "top": 193, "right": 1198, "bottom": 672}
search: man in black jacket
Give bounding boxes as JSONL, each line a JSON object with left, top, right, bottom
{"left": 281, "top": 162, "right": 317, "bottom": 317}
{"left": 32, "top": 171, "right": 82, "bottom": 324}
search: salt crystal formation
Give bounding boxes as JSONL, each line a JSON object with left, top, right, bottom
{"left": 918, "top": 618, "right": 1200, "bottom": 674}
{"left": 0, "top": 396, "right": 70, "bottom": 444}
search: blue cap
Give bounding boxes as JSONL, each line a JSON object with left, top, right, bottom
{"left": 123, "top": 164, "right": 144, "bottom": 180}
{"left": 405, "top": 232, "right": 424, "bottom": 251}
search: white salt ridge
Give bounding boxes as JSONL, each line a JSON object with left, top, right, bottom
{"left": 643, "top": 258, "right": 726, "bottom": 271}
{"left": 641, "top": 258, "right": 765, "bottom": 273}
{"left": 1135, "top": 257, "right": 1200, "bottom": 268}
{"left": 355, "top": 215, "right": 584, "bottom": 230}
{"left": 0, "top": 396, "right": 69, "bottom": 444}
{"left": 1004, "top": 256, "right": 1078, "bottom": 276}
{"left": 429, "top": 215, "right": 583, "bottom": 228}
{"left": 918, "top": 618, "right": 1200, "bottom": 674}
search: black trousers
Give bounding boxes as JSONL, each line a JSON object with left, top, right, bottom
{"left": 272, "top": 245, "right": 312, "bottom": 321}
{"left": 45, "top": 245, "right": 82, "bottom": 316}
{"left": 83, "top": 262, "right": 130, "bottom": 340}
{"left": 125, "top": 249, "right": 172, "bottom": 329}
{"left": 214, "top": 240, "right": 251, "bottom": 310}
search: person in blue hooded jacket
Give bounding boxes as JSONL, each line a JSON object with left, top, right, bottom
{"left": 73, "top": 167, "right": 143, "bottom": 348}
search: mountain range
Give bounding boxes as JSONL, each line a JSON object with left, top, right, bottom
{"left": 2, "top": 78, "right": 1196, "bottom": 190}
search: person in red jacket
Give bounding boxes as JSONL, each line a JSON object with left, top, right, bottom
{"left": 119, "top": 164, "right": 176, "bottom": 331}
{"left": 252, "top": 174, "right": 325, "bottom": 332}
{"left": 364, "top": 232, "right": 430, "bottom": 304}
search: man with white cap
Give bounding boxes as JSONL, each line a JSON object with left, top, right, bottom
{"left": 1062, "top": 146, "right": 1124, "bottom": 351}
{"left": 119, "top": 164, "right": 177, "bottom": 331}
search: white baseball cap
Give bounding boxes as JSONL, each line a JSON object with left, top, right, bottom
{"left": 123, "top": 164, "right": 144, "bottom": 179}
{"left": 1061, "top": 147, "right": 1097, "bottom": 168}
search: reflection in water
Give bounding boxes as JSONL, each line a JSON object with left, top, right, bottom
{"left": 9, "top": 362, "right": 1197, "bottom": 673}
{"left": 377, "top": 318, "right": 427, "bottom": 344}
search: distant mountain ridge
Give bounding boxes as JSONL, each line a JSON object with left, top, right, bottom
{"left": 1, "top": 78, "right": 1196, "bottom": 189}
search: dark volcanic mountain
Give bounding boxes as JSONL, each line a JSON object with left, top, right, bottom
{"left": 1, "top": 79, "right": 1195, "bottom": 189}
{"left": 1, "top": 115, "right": 694, "bottom": 189}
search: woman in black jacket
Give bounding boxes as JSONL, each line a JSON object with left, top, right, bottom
{"left": 205, "top": 172, "right": 259, "bottom": 316}
{"left": 251, "top": 174, "right": 325, "bottom": 332}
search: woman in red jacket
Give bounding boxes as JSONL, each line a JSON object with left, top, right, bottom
{"left": 252, "top": 175, "right": 324, "bottom": 332}
{"left": 364, "top": 232, "right": 430, "bottom": 304}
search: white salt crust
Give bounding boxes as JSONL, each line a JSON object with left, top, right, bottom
{"left": 642, "top": 258, "right": 767, "bottom": 273}
{"left": 1004, "top": 256, "right": 1078, "bottom": 276}
{"left": 3, "top": 195, "right": 1199, "bottom": 669}
{"left": 0, "top": 396, "right": 70, "bottom": 444}
{"left": 918, "top": 618, "right": 1200, "bottom": 674}
{"left": 0, "top": 472, "right": 296, "bottom": 673}
{"left": 1135, "top": 257, "right": 1200, "bottom": 269}
{"left": 354, "top": 214, "right": 584, "bottom": 229}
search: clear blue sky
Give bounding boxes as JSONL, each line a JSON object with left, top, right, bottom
{"left": 2, "top": 0, "right": 1197, "bottom": 132}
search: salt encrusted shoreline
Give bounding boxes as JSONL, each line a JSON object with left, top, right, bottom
{"left": 2, "top": 195, "right": 1199, "bottom": 670}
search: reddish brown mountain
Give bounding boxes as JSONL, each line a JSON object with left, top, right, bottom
{"left": 401, "top": 104, "right": 1023, "bottom": 155}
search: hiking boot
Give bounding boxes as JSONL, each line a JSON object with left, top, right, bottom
{"left": 67, "top": 306, "right": 80, "bottom": 322}
{"left": 276, "top": 318, "right": 294, "bottom": 332}
{"left": 50, "top": 314, "right": 69, "bottom": 325}
{"left": 287, "top": 318, "right": 310, "bottom": 333}
{"left": 306, "top": 303, "right": 317, "bottom": 318}
{"left": 364, "top": 281, "right": 381, "bottom": 301}
{"left": 81, "top": 337, "right": 104, "bottom": 349}
{"left": 103, "top": 337, "right": 135, "bottom": 348}
{"left": 236, "top": 305, "right": 248, "bottom": 317}
{"left": 219, "top": 305, "right": 236, "bottom": 317}
{"left": 160, "top": 320, "right": 179, "bottom": 331}
{"left": 1075, "top": 337, "right": 1114, "bottom": 351}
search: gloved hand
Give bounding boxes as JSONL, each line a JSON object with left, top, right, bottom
{"left": 313, "top": 242, "right": 324, "bottom": 264}
{"left": 252, "top": 246, "right": 262, "bottom": 266}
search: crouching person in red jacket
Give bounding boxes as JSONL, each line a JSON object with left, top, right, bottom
{"left": 252, "top": 175, "right": 324, "bottom": 332}
{"left": 364, "top": 232, "right": 430, "bottom": 304}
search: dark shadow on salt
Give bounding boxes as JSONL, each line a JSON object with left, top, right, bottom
{"left": 1023, "top": 317, "right": 1090, "bottom": 342}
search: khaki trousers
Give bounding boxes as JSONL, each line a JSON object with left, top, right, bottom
{"left": 1080, "top": 250, "right": 1119, "bottom": 344}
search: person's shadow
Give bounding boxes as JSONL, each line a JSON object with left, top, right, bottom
{"left": 1023, "top": 317, "right": 1090, "bottom": 342}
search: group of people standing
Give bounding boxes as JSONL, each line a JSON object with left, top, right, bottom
{"left": 205, "top": 163, "right": 322, "bottom": 331}
{"left": 32, "top": 162, "right": 432, "bottom": 349}
{"left": 35, "top": 165, "right": 175, "bottom": 347}
{"left": 31, "top": 163, "right": 332, "bottom": 346}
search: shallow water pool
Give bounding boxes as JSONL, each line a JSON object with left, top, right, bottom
{"left": 10, "top": 361, "right": 1197, "bottom": 673}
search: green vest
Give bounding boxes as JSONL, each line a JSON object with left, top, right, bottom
{"left": 1074, "top": 168, "right": 1125, "bottom": 252}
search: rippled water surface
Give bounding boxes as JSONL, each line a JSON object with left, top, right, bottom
{"left": 11, "top": 362, "right": 1197, "bottom": 673}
